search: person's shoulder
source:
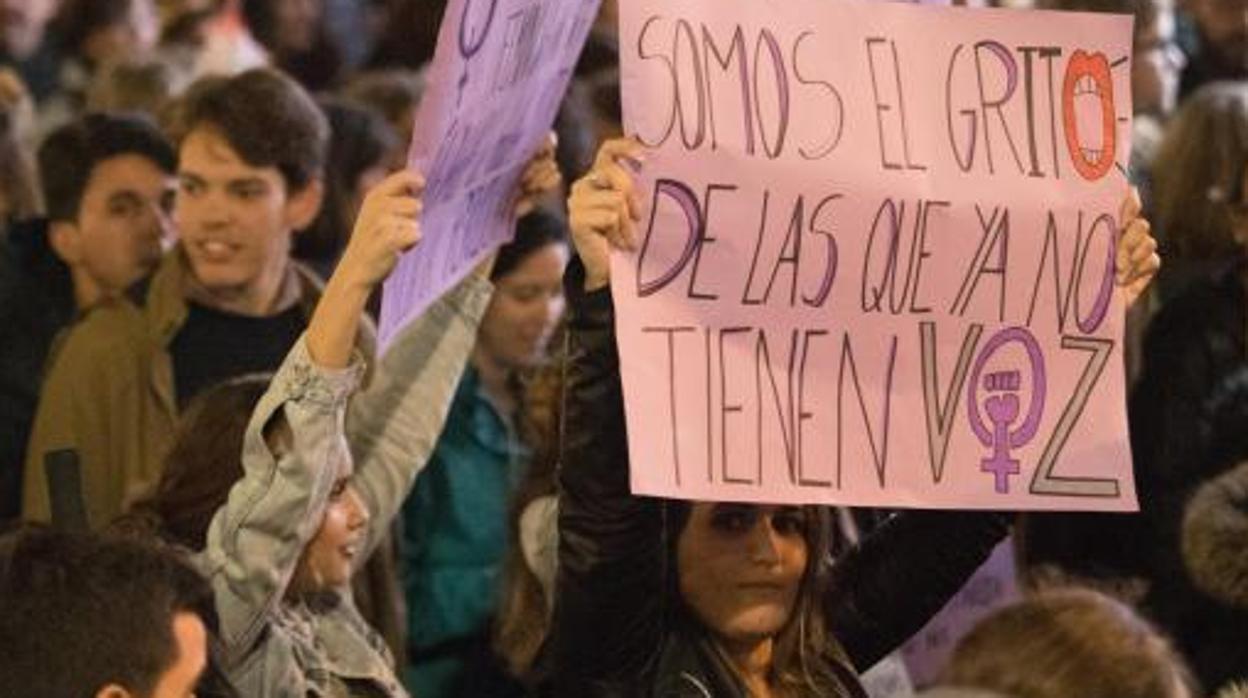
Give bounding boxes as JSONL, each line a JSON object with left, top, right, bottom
{"left": 45, "top": 295, "right": 150, "bottom": 378}
{"left": 73, "top": 294, "right": 147, "bottom": 341}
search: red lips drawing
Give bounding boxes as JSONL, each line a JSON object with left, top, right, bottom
{"left": 1062, "top": 50, "right": 1117, "bottom": 181}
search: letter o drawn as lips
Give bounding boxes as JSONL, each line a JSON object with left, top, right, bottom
{"left": 1062, "top": 50, "right": 1117, "bottom": 181}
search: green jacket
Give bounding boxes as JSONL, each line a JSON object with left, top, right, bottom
{"left": 21, "top": 248, "right": 347, "bottom": 527}
{"left": 401, "top": 366, "right": 528, "bottom": 697}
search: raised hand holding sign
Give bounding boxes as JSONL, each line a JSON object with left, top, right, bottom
{"left": 609, "top": 0, "right": 1156, "bottom": 511}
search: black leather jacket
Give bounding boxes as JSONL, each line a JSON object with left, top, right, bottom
{"left": 553, "top": 262, "right": 1011, "bottom": 697}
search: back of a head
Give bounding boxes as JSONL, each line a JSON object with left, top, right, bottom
{"left": 942, "top": 588, "right": 1192, "bottom": 698}
{"left": 340, "top": 69, "right": 425, "bottom": 131}
{"left": 319, "top": 98, "right": 398, "bottom": 186}
{"left": 1183, "top": 459, "right": 1248, "bottom": 610}
{"left": 172, "top": 68, "right": 329, "bottom": 193}
{"left": 1151, "top": 81, "right": 1248, "bottom": 259}
{"left": 1159, "top": 355, "right": 1248, "bottom": 619}
{"left": 37, "top": 112, "right": 175, "bottom": 223}
{"left": 0, "top": 525, "right": 215, "bottom": 697}
{"left": 293, "top": 98, "right": 397, "bottom": 265}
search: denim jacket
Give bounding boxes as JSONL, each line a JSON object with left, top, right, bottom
{"left": 199, "top": 275, "right": 493, "bottom": 697}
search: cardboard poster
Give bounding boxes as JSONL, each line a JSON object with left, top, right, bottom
{"left": 616, "top": 0, "right": 1137, "bottom": 510}
{"left": 379, "top": 0, "right": 601, "bottom": 347}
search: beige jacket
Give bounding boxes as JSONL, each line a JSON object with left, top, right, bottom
{"left": 21, "top": 248, "right": 354, "bottom": 527}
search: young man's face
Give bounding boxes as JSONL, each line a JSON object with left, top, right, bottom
{"left": 57, "top": 153, "right": 176, "bottom": 301}
{"left": 175, "top": 127, "right": 320, "bottom": 311}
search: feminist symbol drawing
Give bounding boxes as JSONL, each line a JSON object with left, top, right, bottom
{"left": 967, "top": 328, "right": 1047, "bottom": 493}
{"left": 455, "top": 0, "right": 499, "bottom": 107}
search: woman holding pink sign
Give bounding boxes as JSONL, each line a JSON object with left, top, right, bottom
{"left": 552, "top": 138, "right": 1160, "bottom": 698}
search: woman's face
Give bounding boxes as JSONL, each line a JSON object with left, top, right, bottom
{"left": 293, "top": 449, "right": 370, "bottom": 592}
{"left": 677, "top": 503, "right": 809, "bottom": 647}
{"left": 477, "top": 242, "right": 569, "bottom": 372}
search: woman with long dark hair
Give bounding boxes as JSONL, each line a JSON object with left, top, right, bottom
{"left": 553, "top": 139, "right": 1161, "bottom": 697}
{"left": 400, "top": 205, "right": 570, "bottom": 698}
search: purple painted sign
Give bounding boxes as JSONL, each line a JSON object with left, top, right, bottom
{"left": 378, "top": 0, "right": 601, "bottom": 347}
{"left": 900, "top": 539, "right": 1021, "bottom": 687}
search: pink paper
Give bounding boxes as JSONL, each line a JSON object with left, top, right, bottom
{"left": 615, "top": 0, "right": 1138, "bottom": 511}
{"left": 378, "top": 0, "right": 601, "bottom": 348}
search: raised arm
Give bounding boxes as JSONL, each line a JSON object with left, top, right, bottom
{"left": 347, "top": 137, "right": 561, "bottom": 562}
{"left": 553, "top": 139, "right": 673, "bottom": 689}
{"left": 347, "top": 268, "right": 492, "bottom": 563}
{"left": 824, "top": 510, "right": 1012, "bottom": 671}
{"left": 202, "top": 170, "right": 427, "bottom": 657}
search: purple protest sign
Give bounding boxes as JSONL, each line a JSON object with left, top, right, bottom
{"left": 378, "top": 0, "right": 601, "bottom": 347}
{"left": 900, "top": 539, "right": 1021, "bottom": 686}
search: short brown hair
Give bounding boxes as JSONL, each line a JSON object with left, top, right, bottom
{"left": 38, "top": 112, "right": 176, "bottom": 223}
{"left": 0, "top": 525, "right": 216, "bottom": 697}
{"left": 175, "top": 68, "right": 328, "bottom": 191}
{"left": 943, "top": 588, "right": 1193, "bottom": 698}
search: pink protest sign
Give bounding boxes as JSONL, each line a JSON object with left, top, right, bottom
{"left": 378, "top": 0, "right": 601, "bottom": 347}
{"left": 614, "top": 0, "right": 1138, "bottom": 510}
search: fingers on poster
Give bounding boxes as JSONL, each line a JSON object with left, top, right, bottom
{"left": 616, "top": 1, "right": 1135, "bottom": 509}
{"left": 378, "top": 0, "right": 600, "bottom": 347}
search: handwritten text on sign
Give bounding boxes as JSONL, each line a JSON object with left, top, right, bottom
{"left": 614, "top": 0, "right": 1137, "bottom": 510}
{"left": 378, "top": 0, "right": 600, "bottom": 347}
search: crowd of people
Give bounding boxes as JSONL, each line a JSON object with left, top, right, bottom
{"left": 0, "top": 0, "right": 1244, "bottom": 696}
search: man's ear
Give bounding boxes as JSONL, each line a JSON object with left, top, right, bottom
{"left": 48, "top": 220, "right": 83, "bottom": 266}
{"left": 95, "top": 685, "right": 134, "bottom": 698}
{"left": 284, "top": 178, "right": 325, "bottom": 233}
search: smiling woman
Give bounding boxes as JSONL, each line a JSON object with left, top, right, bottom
{"left": 193, "top": 168, "right": 495, "bottom": 698}
{"left": 400, "top": 209, "right": 570, "bottom": 698}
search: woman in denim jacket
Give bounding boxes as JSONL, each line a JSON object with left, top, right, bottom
{"left": 199, "top": 148, "right": 561, "bottom": 697}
